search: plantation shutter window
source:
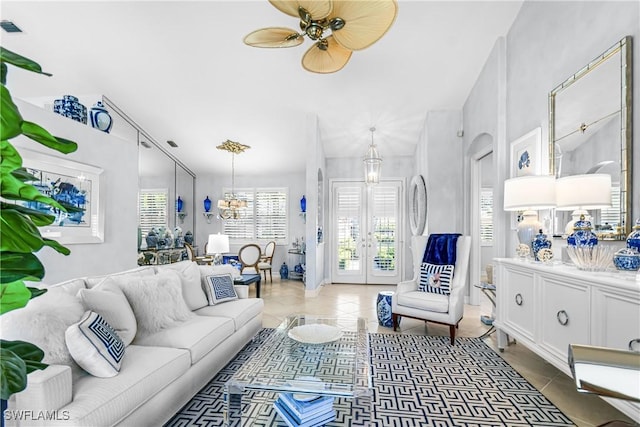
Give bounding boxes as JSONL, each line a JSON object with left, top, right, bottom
{"left": 222, "top": 188, "right": 288, "bottom": 243}
{"left": 138, "top": 189, "right": 168, "bottom": 237}
{"left": 480, "top": 189, "right": 493, "bottom": 245}
{"left": 222, "top": 189, "right": 254, "bottom": 240}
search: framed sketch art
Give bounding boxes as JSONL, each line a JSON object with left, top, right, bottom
{"left": 510, "top": 127, "right": 542, "bottom": 178}
{"left": 20, "top": 149, "right": 105, "bottom": 244}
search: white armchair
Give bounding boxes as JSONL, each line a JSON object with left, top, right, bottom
{"left": 391, "top": 235, "right": 471, "bottom": 344}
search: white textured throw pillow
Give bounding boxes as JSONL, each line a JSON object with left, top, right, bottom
{"left": 118, "top": 270, "right": 194, "bottom": 337}
{"left": 0, "top": 288, "right": 84, "bottom": 368}
{"left": 77, "top": 287, "right": 137, "bottom": 346}
{"left": 158, "top": 260, "right": 208, "bottom": 310}
{"left": 66, "top": 311, "right": 125, "bottom": 377}
{"left": 203, "top": 274, "right": 238, "bottom": 305}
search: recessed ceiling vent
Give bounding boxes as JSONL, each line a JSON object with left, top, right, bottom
{"left": 166, "top": 140, "right": 178, "bottom": 148}
{"left": 1, "top": 21, "right": 23, "bottom": 33}
{"left": 140, "top": 141, "right": 152, "bottom": 149}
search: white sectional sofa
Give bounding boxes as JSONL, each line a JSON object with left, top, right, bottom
{"left": 2, "top": 261, "right": 264, "bottom": 427}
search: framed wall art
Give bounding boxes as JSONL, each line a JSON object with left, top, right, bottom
{"left": 510, "top": 127, "right": 542, "bottom": 178}
{"left": 20, "top": 149, "right": 105, "bottom": 244}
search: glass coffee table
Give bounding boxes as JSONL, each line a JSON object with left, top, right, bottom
{"left": 224, "top": 315, "right": 371, "bottom": 426}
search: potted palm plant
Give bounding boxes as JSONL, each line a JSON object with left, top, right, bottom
{"left": 0, "top": 46, "right": 79, "bottom": 420}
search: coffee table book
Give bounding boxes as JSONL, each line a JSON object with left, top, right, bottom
{"left": 273, "top": 397, "right": 336, "bottom": 427}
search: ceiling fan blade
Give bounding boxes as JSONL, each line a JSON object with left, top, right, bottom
{"left": 330, "top": 0, "right": 398, "bottom": 51}
{"left": 269, "top": 0, "right": 333, "bottom": 20}
{"left": 244, "top": 27, "right": 304, "bottom": 48}
{"left": 301, "top": 36, "right": 352, "bottom": 74}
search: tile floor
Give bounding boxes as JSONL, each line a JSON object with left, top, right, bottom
{"left": 251, "top": 277, "right": 638, "bottom": 427}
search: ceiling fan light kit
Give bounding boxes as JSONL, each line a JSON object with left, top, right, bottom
{"left": 244, "top": 0, "right": 398, "bottom": 74}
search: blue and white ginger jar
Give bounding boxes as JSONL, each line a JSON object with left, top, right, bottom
{"left": 567, "top": 216, "right": 598, "bottom": 247}
{"left": 531, "top": 229, "right": 552, "bottom": 261}
{"left": 626, "top": 219, "right": 640, "bottom": 252}
{"left": 613, "top": 248, "right": 640, "bottom": 271}
{"left": 89, "top": 101, "right": 113, "bottom": 133}
{"left": 279, "top": 262, "right": 289, "bottom": 279}
{"left": 53, "top": 95, "right": 87, "bottom": 124}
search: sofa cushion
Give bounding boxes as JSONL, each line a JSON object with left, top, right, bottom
{"left": 77, "top": 286, "right": 137, "bottom": 346}
{"left": 419, "top": 263, "right": 454, "bottom": 295}
{"left": 118, "top": 270, "right": 195, "bottom": 338}
{"left": 132, "top": 315, "right": 235, "bottom": 364}
{"left": 66, "top": 345, "right": 190, "bottom": 426}
{"left": 157, "top": 260, "right": 208, "bottom": 310}
{"left": 0, "top": 288, "right": 84, "bottom": 369}
{"left": 85, "top": 266, "right": 155, "bottom": 289}
{"left": 46, "top": 278, "right": 87, "bottom": 295}
{"left": 199, "top": 264, "right": 241, "bottom": 280}
{"left": 195, "top": 298, "right": 264, "bottom": 331}
{"left": 203, "top": 274, "right": 238, "bottom": 305}
{"left": 397, "top": 290, "right": 449, "bottom": 313}
{"left": 66, "top": 311, "right": 125, "bottom": 378}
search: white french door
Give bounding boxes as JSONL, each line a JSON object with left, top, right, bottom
{"left": 331, "top": 180, "right": 403, "bottom": 284}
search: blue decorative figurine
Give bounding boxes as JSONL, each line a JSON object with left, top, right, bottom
{"left": 89, "top": 101, "right": 113, "bottom": 133}
{"left": 567, "top": 215, "right": 598, "bottom": 247}
{"left": 531, "top": 229, "right": 551, "bottom": 261}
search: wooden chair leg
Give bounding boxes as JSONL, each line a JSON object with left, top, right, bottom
{"left": 392, "top": 313, "right": 399, "bottom": 331}
{"left": 449, "top": 325, "right": 456, "bottom": 345}
{"left": 269, "top": 269, "right": 272, "bottom": 283}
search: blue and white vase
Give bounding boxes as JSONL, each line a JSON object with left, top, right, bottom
{"left": 567, "top": 216, "right": 598, "bottom": 247}
{"left": 531, "top": 229, "right": 552, "bottom": 261}
{"left": 89, "top": 101, "right": 113, "bottom": 133}
{"left": 376, "top": 291, "right": 395, "bottom": 328}
{"left": 53, "top": 95, "right": 87, "bottom": 124}
{"left": 184, "top": 231, "right": 194, "bottom": 245}
{"left": 626, "top": 219, "right": 640, "bottom": 252}
{"left": 279, "top": 262, "right": 289, "bottom": 279}
{"left": 613, "top": 248, "right": 640, "bottom": 271}
{"left": 145, "top": 229, "right": 158, "bottom": 249}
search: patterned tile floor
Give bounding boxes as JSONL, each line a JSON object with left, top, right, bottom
{"left": 253, "top": 277, "right": 637, "bottom": 427}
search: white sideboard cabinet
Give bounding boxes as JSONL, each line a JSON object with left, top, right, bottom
{"left": 493, "top": 258, "right": 640, "bottom": 422}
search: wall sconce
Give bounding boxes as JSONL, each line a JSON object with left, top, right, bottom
{"left": 176, "top": 196, "right": 187, "bottom": 224}
{"left": 203, "top": 196, "right": 214, "bottom": 223}
{"left": 503, "top": 175, "right": 556, "bottom": 246}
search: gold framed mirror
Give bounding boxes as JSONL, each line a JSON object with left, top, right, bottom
{"left": 549, "top": 36, "right": 632, "bottom": 240}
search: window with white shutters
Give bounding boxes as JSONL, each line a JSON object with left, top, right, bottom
{"left": 599, "top": 186, "right": 621, "bottom": 229}
{"left": 480, "top": 189, "right": 493, "bottom": 245}
{"left": 138, "top": 189, "right": 168, "bottom": 237}
{"left": 222, "top": 188, "right": 288, "bottom": 243}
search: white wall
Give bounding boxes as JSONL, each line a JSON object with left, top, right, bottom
{"left": 13, "top": 99, "right": 139, "bottom": 283}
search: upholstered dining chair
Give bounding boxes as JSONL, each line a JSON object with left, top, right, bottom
{"left": 391, "top": 234, "right": 471, "bottom": 345}
{"left": 258, "top": 241, "right": 276, "bottom": 283}
{"left": 238, "top": 243, "right": 262, "bottom": 275}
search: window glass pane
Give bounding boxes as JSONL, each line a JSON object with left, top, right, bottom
{"left": 255, "top": 189, "right": 288, "bottom": 241}
{"left": 139, "top": 189, "right": 168, "bottom": 237}
{"left": 480, "top": 189, "right": 493, "bottom": 244}
{"left": 336, "top": 187, "right": 361, "bottom": 271}
{"left": 371, "top": 186, "right": 398, "bottom": 271}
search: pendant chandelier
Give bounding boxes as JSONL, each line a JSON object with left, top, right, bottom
{"left": 217, "top": 139, "right": 251, "bottom": 220}
{"left": 364, "top": 127, "right": 382, "bottom": 184}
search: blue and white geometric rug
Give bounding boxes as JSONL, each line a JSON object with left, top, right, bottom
{"left": 165, "top": 329, "right": 574, "bottom": 426}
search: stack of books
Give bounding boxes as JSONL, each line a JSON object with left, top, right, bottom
{"left": 273, "top": 392, "right": 336, "bottom": 427}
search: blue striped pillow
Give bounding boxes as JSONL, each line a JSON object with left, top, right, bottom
{"left": 419, "top": 263, "right": 454, "bottom": 295}
{"left": 203, "top": 274, "right": 238, "bottom": 305}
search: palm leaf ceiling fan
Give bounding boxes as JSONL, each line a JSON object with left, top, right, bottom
{"left": 244, "top": 0, "right": 398, "bottom": 74}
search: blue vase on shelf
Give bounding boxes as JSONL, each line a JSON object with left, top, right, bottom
{"left": 627, "top": 219, "right": 640, "bottom": 252}
{"left": 203, "top": 196, "right": 212, "bottom": 213}
{"left": 89, "top": 101, "right": 113, "bottom": 133}
{"left": 567, "top": 215, "right": 598, "bottom": 247}
{"left": 531, "top": 229, "right": 552, "bottom": 261}
{"left": 300, "top": 195, "right": 306, "bottom": 213}
{"left": 53, "top": 95, "right": 87, "bottom": 124}
{"left": 176, "top": 196, "right": 183, "bottom": 213}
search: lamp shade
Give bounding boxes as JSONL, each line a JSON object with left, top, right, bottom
{"left": 503, "top": 175, "right": 556, "bottom": 211}
{"left": 206, "top": 233, "right": 229, "bottom": 255}
{"left": 556, "top": 174, "right": 612, "bottom": 211}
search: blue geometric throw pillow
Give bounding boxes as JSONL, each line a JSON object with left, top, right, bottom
{"left": 203, "top": 274, "right": 238, "bottom": 305}
{"left": 65, "top": 311, "right": 125, "bottom": 377}
{"left": 419, "top": 263, "right": 454, "bottom": 295}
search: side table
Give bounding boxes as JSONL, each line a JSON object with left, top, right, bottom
{"left": 475, "top": 282, "right": 496, "bottom": 338}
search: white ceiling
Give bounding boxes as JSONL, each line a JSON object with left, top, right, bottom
{"left": 1, "top": 0, "right": 523, "bottom": 176}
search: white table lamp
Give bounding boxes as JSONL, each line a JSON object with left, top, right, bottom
{"left": 206, "top": 233, "right": 229, "bottom": 265}
{"left": 556, "top": 174, "right": 611, "bottom": 235}
{"left": 504, "top": 175, "right": 556, "bottom": 246}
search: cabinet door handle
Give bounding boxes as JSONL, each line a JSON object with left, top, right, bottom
{"left": 515, "top": 293, "right": 523, "bottom": 306}
{"left": 556, "top": 310, "right": 569, "bottom": 326}
{"left": 629, "top": 338, "right": 640, "bottom": 352}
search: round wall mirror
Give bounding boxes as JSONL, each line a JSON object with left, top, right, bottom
{"left": 409, "top": 175, "right": 427, "bottom": 236}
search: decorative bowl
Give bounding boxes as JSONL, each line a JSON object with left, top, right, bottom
{"left": 566, "top": 245, "right": 614, "bottom": 271}
{"left": 288, "top": 324, "right": 342, "bottom": 344}
{"left": 613, "top": 248, "right": 640, "bottom": 271}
